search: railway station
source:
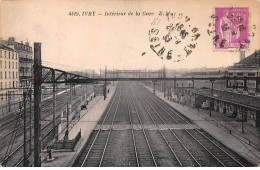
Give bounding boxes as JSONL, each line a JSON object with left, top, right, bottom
{"left": 1, "top": 0, "right": 260, "bottom": 167}
{"left": 0, "top": 43, "right": 259, "bottom": 167}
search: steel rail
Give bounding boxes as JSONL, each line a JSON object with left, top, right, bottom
{"left": 133, "top": 84, "right": 183, "bottom": 166}
{"left": 126, "top": 84, "right": 139, "bottom": 167}
{"left": 0, "top": 85, "right": 86, "bottom": 136}
{"left": 135, "top": 82, "right": 202, "bottom": 166}
{"left": 128, "top": 84, "right": 157, "bottom": 167}
{"left": 140, "top": 84, "right": 189, "bottom": 123}
{"left": 141, "top": 83, "right": 245, "bottom": 167}
{"left": 141, "top": 88, "right": 180, "bottom": 124}
{"left": 80, "top": 84, "right": 120, "bottom": 167}
{"left": 184, "top": 129, "right": 225, "bottom": 166}
{"left": 195, "top": 129, "right": 244, "bottom": 167}
{"left": 0, "top": 87, "right": 89, "bottom": 152}
{"left": 1, "top": 87, "right": 90, "bottom": 166}
{"left": 98, "top": 84, "right": 122, "bottom": 167}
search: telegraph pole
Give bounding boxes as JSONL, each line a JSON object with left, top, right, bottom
{"left": 29, "top": 89, "right": 32, "bottom": 155}
{"left": 64, "top": 75, "right": 72, "bottom": 140}
{"left": 256, "top": 71, "right": 259, "bottom": 93}
{"left": 113, "top": 68, "right": 114, "bottom": 86}
{"left": 92, "top": 69, "right": 95, "bottom": 89}
{"left": 104, "top": 65, "right": 107, "bottom": 100}
{"left": 52, "top": 69, "right": 56, "bottom": 140}
{"left": 153, "top": 81, "right": 156, "bottom": 94}
{"left": 211, "top": 80, "right": 215, "bottom": 95}
{"left": 33, "top": 42, "right": 42, "bottom": 167}
{"left": 8, "top": 91, "right": 11, "bottom": 112}
{"left": 242, "top": 108, "right": 244, "bottom": 133}
{"left": 23, "top": 92, "right": 28, "bottom": 167}
{"left": 209, "top": 80, "right": 215, "bottom": 117}
{"left": 64, "top": 102, "right": 69, "bottom": 141}
{"left": 163, "top": 66, "right": 166, "bottom": 98}
{"left": 209, "top": 100, "right": 212, "bottom": 117}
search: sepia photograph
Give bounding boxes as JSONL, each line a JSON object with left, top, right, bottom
{"left": 0, "top": 0, "right": 259, "bottom": 167}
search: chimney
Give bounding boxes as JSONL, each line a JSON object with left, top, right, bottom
{"left": 21, "top": 41, "right": 23, "bottom": 44}
{"left": 239, "top": 50, "right": 245, "bottom": 61}
{"left": 8, "top": 37, "right": 15, "bottom": 45}
{"left": 255, "top": 50, "right": 260, "bottom": 59}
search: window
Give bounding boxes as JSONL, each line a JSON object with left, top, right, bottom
{"left": 16, "top": 72, "right": 17, "bottom": 78}
{"left": 0, "top": 82, "right": 2, "bottom": 89}
{"left": 9, "top": 81, "right": 11, "bottom": 88}
{"left": 5, "top": 72, "right": 6, "bottom": 79}
{"left": 237, "top": 73, "right": 243, "bottom": 76}
{"left": 12, "top": 62, "right": 14, "bottom": 69}
{"left": 248, "top": 73, "right": 255, "bottom": 77}
{"left": 0, "top": 61, "right": 2, "bottom": 68}
{"left": 5, "top": 82, "right": 7, "bottom": 88}
{"left": 13, "top": 72, "right": 14, "bottom": 79}
{"left": 4, "top": 51, "right": 6, "bottom": 58}
{"left": 12, "top": 52, "right": 14, "bottom": 59}
{"left": 5, "top": 61, "right": 6, "bottom": 68}
{"left": 16, "top": 62, "right": 17, "bottom": 69}
{"left": 8, "top": 52, "right": 10, "bottom": 58}
{"left": 0, "top": 50, "right": 2, "bottom": 57}
{"left": 0, "top": 72, "right": 2, "bottom": 79}
{"left": 9, "top": 61, "right": 10, "bottom": 68}
{"left": 9, "top": 71, "right": 11, "bottom": 78}
{"left": 16, "top": 53, "right": 17, "bottom": 59}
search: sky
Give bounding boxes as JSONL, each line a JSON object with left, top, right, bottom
{"left": 0, "top": 0, "right": 259, "bottom": 72}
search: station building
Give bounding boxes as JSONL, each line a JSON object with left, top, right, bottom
{"left": 167, "top": 50, "right": 260, "bottom": 129}
{"left": 227, "top": 50, "right": 260, "bottom": 95}
{"left": 0, "top": 44, "right": 19, "bottom": 105}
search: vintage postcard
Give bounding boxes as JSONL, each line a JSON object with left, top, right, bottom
{"left": 0, "top": 0, "right": 259, "bottom": 167}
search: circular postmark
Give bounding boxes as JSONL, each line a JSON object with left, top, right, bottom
{"left": 147, "top": 11, "right": 201, "bottom": 62}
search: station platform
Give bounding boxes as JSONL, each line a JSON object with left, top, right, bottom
{"left": 144, "top": 85, "right": 260, "bottom": 166}
{"left": 41, "top": 83, "right": 117, "bottom": 167}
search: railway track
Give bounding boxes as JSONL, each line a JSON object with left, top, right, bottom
{"left": 0, "top": 85, "right": 86, "bottom": 131}
{"left": 144, "top": 83, "right": 253, "bottom": 166}
{"left": 74, "top": 84, "right": 121, "bottom": 167}
{"left": 0, "top": 85, "right": 88, "bottom": 150}
{"left": 128, "top": 85, "right": 157, "bottom": 167}
{"left": 136, "top": 82, "right": 250, "bottom": 166}
{"left": 73, "top": 81, "right": 253, "bottom": 167}
{"left": 0, "top": 85, "right": 93, "bottom": 166}
{"left": 130, "top": 83, "right": 197, "bottom": 166}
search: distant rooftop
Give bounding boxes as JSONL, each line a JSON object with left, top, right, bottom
{"left": 189, "top": 88, "right": 260, "bottom": 110}
{"left": 235, "top": 50, "right": 260, "bottom": 67}
{"left": 0, "top": 44, "right": 15, "bottom": 52}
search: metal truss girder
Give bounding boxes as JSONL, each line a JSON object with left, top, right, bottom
{"left": 42, "top": 70, "right": 52, "bottom": 83}
{"left": 55, "top": 72, "right": 65, "bottom": 82}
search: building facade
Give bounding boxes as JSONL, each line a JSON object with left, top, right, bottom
{"left": 0, "top": 44, "right": 19, "bottom": 105}
{"left": 172, "top": 88, "right": 260, "bottom": 128}
{"left": 227, "top": 50, "right": 260, "bottom": 95}
{"left": 5, "top": 37, "right": 33, "bottom": 88}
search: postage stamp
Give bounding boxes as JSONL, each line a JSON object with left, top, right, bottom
{"left": 214, "top": 7, "right": 249, "bottom": 50}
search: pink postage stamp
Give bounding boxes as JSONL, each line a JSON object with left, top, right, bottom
{"left": 214, "top": 7, "right": 249, "bottom": 50}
